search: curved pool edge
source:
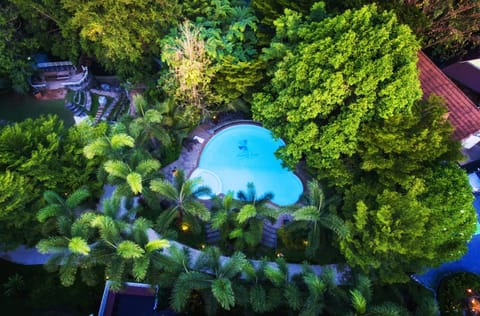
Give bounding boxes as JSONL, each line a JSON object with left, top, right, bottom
{"left": 190, "top": 122, "right": 305, "bottom": 206}
{"left": 190, "top": 168, "right": 223, "bottom": 200}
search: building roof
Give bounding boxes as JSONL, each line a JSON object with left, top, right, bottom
{"left": 417, "top": 51, "right": 480, "bottom": 141}
{"left": 443, "top": 59, "right": 480, "bottom": 94}
{"left": 98, "top": 281, "right": 178, "bottom": 316}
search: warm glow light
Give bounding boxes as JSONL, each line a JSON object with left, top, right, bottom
{"left": 469, "top": 297, "right": 480, "bottom": 313}
{"left": 467, "top": 288, "right": 473, "bottom": 294}
{"left": 276, "top": 252, "right": 284, "bottom": 258}
{"left": 181, "top": 223, "right": 189, "bottom": 232}
{"left": 303, "top": 240, "right": 309, "bottom": 246}
{"left": 201, "top": 244, "right": 206, "bottom": 249}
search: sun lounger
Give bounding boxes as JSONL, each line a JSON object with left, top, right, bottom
{"left": 193, "top": 136, "right": 205, "bottom": 144}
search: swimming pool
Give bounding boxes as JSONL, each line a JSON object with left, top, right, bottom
{"left": 190, "top": 124, "right": 303, "bottom": 206}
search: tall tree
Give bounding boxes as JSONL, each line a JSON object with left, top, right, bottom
{"left": 253, "top": 4, "right": 421, "bottom": 181}
{"left": 339, "top": 163, "right": 477, "bottom": 283}
{"left": 38, "top": 197, "right": 170, "bottom": 289}
{"left": 228, "top": 183, "right": 278, "bottom": 253}
{"left": 37, "top": 187, "right": 91, "bottom": 236}
{"left": 150, "top": 169, "right": 211, "bottom": 234}
{"left": 160, "top": 0, "right": 264, "bottom": 123}
{"left": 127, "top": 94, "right": 172, "bottom": 154}
{"left": 288, "top": 180, "right": 348, "bottom": 259}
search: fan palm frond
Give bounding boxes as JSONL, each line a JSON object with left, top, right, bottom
{"left": 145, "top": 239, "right": 170, "bottom": 253}
{"left": 126, "top": 172, "right": 143, "bottom": 194}
{"left": 132, "top": 256, "right": 150, "bottom": 281}
{"left": 369, "top": 302, "right": 406, "bottom": 316}
{"left": 236, "top": 204, "right": 256, "bottom": 224}
{"left": 284, "top": 283, "right": 302, "bottom": 311}
{"left": 110, "top": 133, "right": 135, "bottom": 150}
{"left": 155, "top": 208, "right": 179, "bottom": 233}
{"left": 83, "top": 138, "right": 109, "bottom": 159}
{"left": 91, "top": 215, "right": 120, "bottom": 244}
{"left": 37, "top": 204, "right": 63, "bottom": 222}
{"left": 264, "top": 265, "right": 285, "bottom": 287}
{"left": 220, "top": 251, "right": 247, "bottom": 279}
{"left": 37, "top": 236, "right": 68, "bottom": 254}
{"left": 65, "top": 187, "right": 90, "bottom": 210}
{"left": 43, "top": 190, "right": 64, "bottom": 206}
{"left": 68, "top": 237, "right": 90, "bottom": 255}
{"left": 150, "top": 179, "right": 178, "bottom": 201}
{"left": 183, "top": 200, "right": 210, "bottom": 221}
{"left": 212, "top": 278, "right": 235, "bottom": 310}
{"left": 350, "top": 289, "right": 367, "bottom": 314}
{"left": 104, "top": 160, "right": 130, "bottom": 178}
{"left": 304, "top": 273, "right": 326, "bottom": 298}
{"left": 355, "top": 274, "right": 372, "bottom": 303}
{"left": 172, "top": 271, "right": 210, "bottom": 311}
{"left": 136, "top": 159, "right": 161, "bottom": 175}
{"left": 250, "top": 284, "right": 268, "bottom": 313}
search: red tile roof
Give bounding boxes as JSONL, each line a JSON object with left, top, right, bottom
{"left": 418, "top": 50, "right": 480, "bottom": 140}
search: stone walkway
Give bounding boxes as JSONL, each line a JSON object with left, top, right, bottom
{"left": 161, "top": 123, "right": 214, "bottom": 181}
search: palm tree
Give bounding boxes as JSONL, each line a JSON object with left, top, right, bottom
{"left": 210, "top": 192, "right": 238, "bottom": 250}
{"left": 346, "top": 274, "right": 410, "bottom": 316}
{"left": 169, "top": 246, "right": 249, "bottom": 315}
{"left": 37, "top": 187, "right": 91, "bottom": 235}
{"left": 37, "top": 196, "right": 170, "bottom": 289}
{"left": 83, "top": 128, "right": 135, "bottom": 161}
{"left": 128, "top": 94, "right": 172, "bottom": 152}
{"left": 37, "top": 211, "right": 97, "bottom": 287}
{"left": 236, "top": 182, "right": 274, "bottom": 206}
{"left": 150, "top": 169, "right": 211, "bottom": 234}
{"left": 103, "top": 157, "right": 161, "bottom": 197}
{"left": 229, "top": 182, "right": 278, "bottom": 252}
{"left": 89, "top": 211, "right": 170, "bottom": 290}
{"left": 288, "top": 180, "right": 349, "bottom": 259}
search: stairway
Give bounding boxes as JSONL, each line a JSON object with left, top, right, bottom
{"left": 261, "top": 222, "right": 277, "bottom": 248}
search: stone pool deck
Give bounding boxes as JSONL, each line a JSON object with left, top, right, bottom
{"left": 161, "top": 123, "right": 213, "bottom": 182}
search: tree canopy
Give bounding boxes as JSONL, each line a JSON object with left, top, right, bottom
{"left": 0, "top": 116, "right": 105, "bottom": 248}
{"left": 253, "top": 4, "right": 421, "bottom": 175}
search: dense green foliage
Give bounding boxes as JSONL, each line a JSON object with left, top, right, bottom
{"left": 159, "top": 0, "right": 264, "bottom": 123}
{"left": 0, "top": 1, "right": 477, "bottom": 315}
{"left": 10, "top": 0, "right": 180, "bottom": 81}
{"left": 321, "top": 0, "right": 480, "bottom": 61}
{"left": 253, "top": 4, "right": 421, "bottom": 175}
{"left": 0, "top": 116, "right": 104, "bottom": 248}
{"left": 253, "top": 4, "right": 477, "bottom": 283}
{"left": 0, "top": 3, "right": 36, "bottom": 93}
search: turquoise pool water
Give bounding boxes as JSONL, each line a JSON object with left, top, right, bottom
{"left": 190, "top": 124, "right": 303, "bottom": 206}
